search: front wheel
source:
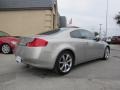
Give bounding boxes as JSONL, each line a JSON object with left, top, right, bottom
{"left": 54, "top": 51, "right": 74, "bottom": 75}
{"left": 102, "top": 47, "right": 110, "bottom": 60}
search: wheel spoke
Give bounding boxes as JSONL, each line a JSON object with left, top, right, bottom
{"left": 60, "top": 64, "right": 65, "bottom": 71}
{"left": 66, "top": 63, "right": 71, "bottom": 69}
{"left": 67, "top": 59, "right": 72, "bottom": 63}
{"left": 59, "top": 61, "right": 64, "bottom": 64}
{"left": 66, "top": 54, "right": 70, "bottom": 60}
{"left": 62, "top": 55, "right": 66, "bottom": 61}
{"left": 64, "top": 64, "right": 67, "bottom": 72}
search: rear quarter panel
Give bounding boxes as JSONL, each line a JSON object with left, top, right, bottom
{"left": 46, "top": 38, "right": 86, "bottom": 66}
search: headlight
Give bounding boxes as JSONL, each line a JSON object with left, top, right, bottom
{"left": 11, "top": 41, "right": 17, "bottom": 45}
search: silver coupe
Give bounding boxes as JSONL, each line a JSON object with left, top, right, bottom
{"left": 15, "top": 28, "right": 110, "bottom": 74}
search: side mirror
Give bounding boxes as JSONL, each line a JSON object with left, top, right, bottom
{"left": 94, "top": 37, "right": 100, "bottom": 41}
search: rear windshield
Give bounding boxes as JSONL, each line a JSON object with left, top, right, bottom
{"left": 38, "top": 29, "right": 60, "bottom": 35}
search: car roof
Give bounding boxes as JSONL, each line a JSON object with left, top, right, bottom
{"left": 60, "top": 27, "right": 89, "bottom": 33}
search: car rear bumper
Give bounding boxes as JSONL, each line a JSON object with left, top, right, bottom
{"left": 15, "top": 46, "right": 55, "bottom": 69}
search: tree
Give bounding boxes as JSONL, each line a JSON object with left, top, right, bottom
{"left": 115, "top": 12, "right": 120, "bottom": 25}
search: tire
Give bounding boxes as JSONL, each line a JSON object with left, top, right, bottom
{"left": 54, "top": 51, "right": 74, "bottom": 75}
{"left": 0, "top": 45, "right": 1, "bottom": 53}
{"left": 102, "top": 47, "right": 110, "bottom": 60}
{"left": 1, "top": 44, "right": 12, "bottom": 54}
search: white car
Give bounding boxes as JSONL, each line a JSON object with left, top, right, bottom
{"left": 15, "top": 28, "right": 110, "bottom": 75}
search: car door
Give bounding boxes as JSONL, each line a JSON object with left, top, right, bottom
{"left": 70, "top": 30, "right": 88, "bottom": 64}
{"left": 86, "top": 39, "right": 104, "bottom": 60}
{"left": 79, "top": 30, "right": 103, "bottom": 61}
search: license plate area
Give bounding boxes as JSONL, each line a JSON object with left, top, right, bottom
{"left": 16, "top": 56, "right": 22, "bottom": 63}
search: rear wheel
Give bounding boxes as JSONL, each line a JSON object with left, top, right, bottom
{"left": 1, "top": 44, "right": 12, "bottom": 54}
{"left": 54, "top": 51, "right": 74, "bottom": 75}
{"left": 102, "top": 47, "right": 110, "bottom": 60}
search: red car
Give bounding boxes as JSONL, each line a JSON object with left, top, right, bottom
{"left": 0, "top": 31, "right": 19, "bottom": 54}
{"left": 111, "top": 36, "right": 120, "bottom": 44}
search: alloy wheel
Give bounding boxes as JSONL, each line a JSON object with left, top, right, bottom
{"left": 1, "top": 44, "right": 11, "bottom": 54}
{"left": 105, "top": 48, "right": 110, "bottom": 59}
{"left": 54, "top": 51, "right": 74, "bottom": 75}
{"left": 59, "top": 54, "right": 73, "bottom": 73}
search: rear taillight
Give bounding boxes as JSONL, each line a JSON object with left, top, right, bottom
{"left": 26, "top": 38, "right": 48, "bottom": 47}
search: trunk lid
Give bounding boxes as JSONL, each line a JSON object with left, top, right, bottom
{"left": 18, "top": 35, "right": 53, "bottom": 46}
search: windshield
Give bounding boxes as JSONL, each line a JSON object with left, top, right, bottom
{"left": 0, "top": 31, "right": 9, "bottom": 37}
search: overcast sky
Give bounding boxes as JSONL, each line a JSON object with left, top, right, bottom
{"left": 58, "top": 0, "right": 120, "bottom": 36}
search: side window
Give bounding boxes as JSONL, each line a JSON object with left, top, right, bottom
{"left": 70, "top": 29, "right": 95, "bottom": 40}
{"left": 80, "top": 29, "right": 95, "bottom": 40}
{"left": 79, "top": 30, "right": 88, "bottom": 39}
{"left": 0, "top": 31, "right": 9, "bottom": 37}
{"left": 86, "top": 31, "right": 95, "bottom": 40}
{"left": 70, "top": 30, "right": 81, "bottom": 38}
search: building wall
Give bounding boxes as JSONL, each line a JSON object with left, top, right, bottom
{"left": 0, "top": 10, "right": 56, "bottom": 36}
{"left": 52, "top": 2, "right": 60, "bottom": 29}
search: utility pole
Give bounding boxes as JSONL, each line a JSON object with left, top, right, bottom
{"left": 99, "top": 24, "right": 102, "bottom": 39}
{"left": 105, "top": 0, "right": 109, "bottom": 38}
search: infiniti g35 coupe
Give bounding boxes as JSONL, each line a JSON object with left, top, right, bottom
{"left": 15, "top": 28, "right": 110, "bottom": 75}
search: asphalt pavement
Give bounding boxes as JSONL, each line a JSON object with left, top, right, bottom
{"left": 0, "top": 45, "right": 120, "bottom": 90}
